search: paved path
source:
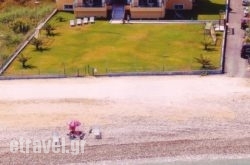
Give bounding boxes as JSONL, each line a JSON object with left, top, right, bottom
{"left": 225, "top": 0, "right": 250, "bottom": 77}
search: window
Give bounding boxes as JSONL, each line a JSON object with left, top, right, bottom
{"left": 64, "top": 4, "right": 73, "bottom": 11}
{"left": 174, "top": 4, "right": 183, "bottom": 10}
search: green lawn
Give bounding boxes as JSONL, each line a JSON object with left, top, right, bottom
{"left": 4, "top": 12, "right": 222, "bottom": 76}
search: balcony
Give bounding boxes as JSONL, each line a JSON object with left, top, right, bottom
{"left": 129, "top": 0, "right": 165, "bottom": 19}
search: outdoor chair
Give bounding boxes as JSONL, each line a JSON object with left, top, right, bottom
{"left": 76, "top": 18, "right": 82, "bottom": 25}
{"left": 89, "top": 17, "right": 95, "bottom": 24}
{"left": 89, "top": 126, "right": 102, "bottom": 139}
{"left": 83, "top": 17, "right": 89, "bottom": 24}
{"left": 70, "top": 20, "right": 75, "bottom": 26}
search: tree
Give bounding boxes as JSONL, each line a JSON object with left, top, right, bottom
{"left": 31, "top": 37, "right": 43, "bottom": 50}
{"left": 43, "top": 23, "right": 55, "bottom": 36}
{"left": 194, "top": 54, "right": 213, "bottom": 69}
{"left": 12, "top": 20, "right": 30, "bottom": 34}
{"left": 18, "top": 53, "right": 31, "bottom": 68}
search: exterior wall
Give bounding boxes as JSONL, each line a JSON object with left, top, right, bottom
{"left": 74, "top": 7, "right": 107, "bottom": 18}
{"left": 56, "top": 0, "right": 74, "bottom": 10}
{"left": 56, "top": 0, "right": 193, "bottom": 19}
{"left": 166, "top": 0, "right": 193, "bottom": 10}
{"left": 130, "top": 7, "right": 165, "bottom": 19}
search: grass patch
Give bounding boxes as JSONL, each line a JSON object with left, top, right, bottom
{"left": 4, "top": 12, "right": 222, "bottom": 76}
{"left": 0, "top": 1, "right": 55, "bottom": 67}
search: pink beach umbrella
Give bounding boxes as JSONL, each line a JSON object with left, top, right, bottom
{"left": 68, "top": 120, "right": 81, "bottom": 131}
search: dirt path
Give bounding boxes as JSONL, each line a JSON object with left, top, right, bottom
{"left": 0, "top": 76, "right": 250, "bottom": 164}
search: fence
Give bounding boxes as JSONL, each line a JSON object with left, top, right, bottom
{"left": 221, "top": 0, "right": 230, "bottom": 73}
{"left": 1, "top": 63, "right": 223, "bottom": 80}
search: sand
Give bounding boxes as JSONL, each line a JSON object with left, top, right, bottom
{"left": 0, "top": 75, "right": 250, "bottom": 164}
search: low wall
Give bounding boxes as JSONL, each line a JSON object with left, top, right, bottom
{"left": 74, "top": 7, "right": 107, "bottom": 18}
{"left": 0, "top": 69, "right": 222, "bottom": 80}
{"left": 130, "top": 7, "right": 165, "bottom": 19}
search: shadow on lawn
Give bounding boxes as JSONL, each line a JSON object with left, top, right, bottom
{"left": 23, "top": 64, "right": 37, "bottom": 69}
{"left": 205, "top": 47, "right": 217, "bottom": 52}
{"left": 32, "top": 47, "right": 51, "bottom": 52}
{"left": 50, "top": 32, "right": 61, "bottom": 36}
{"left": 166, "top": 0, "right": 226, "bottom": 20}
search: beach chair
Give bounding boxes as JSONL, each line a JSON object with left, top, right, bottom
{"left": 83, "top": 17, "right": 88, "bottom": 24}
{"left": 89, "top": 126, "right": 102, "bottom": 139}
{"left": 70, "top": 20, "right": 75, "bottom": 26}
{"left": 76, "top": 18, "right": 82, "bottom": 25}
{"left": 89, "top": 16, "right": 95, "bottom": 24}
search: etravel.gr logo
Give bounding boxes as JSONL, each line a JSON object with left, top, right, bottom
{"left": 9, "top": 137, "right": 86, "bottom": 155}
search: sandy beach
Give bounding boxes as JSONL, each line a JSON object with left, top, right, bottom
{"left": 0, "top": 75, "right": 250, "bottom": 164}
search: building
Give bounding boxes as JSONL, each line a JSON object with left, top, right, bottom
{"left": 56, "top": 0, "right": 194, "bottom": 20}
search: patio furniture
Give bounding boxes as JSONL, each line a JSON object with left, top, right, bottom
{"left": 76, "top": 18, "right": 82, "bottom": 25}
{"left": 89, "top": 16, "right": 95, "bottom": 24}
{"left": 83, "top": 17, "right": 89, "bottom": 24}
{"left": 70, "top": 20, "right": 75, "bottom": 26}
{"left": 89, "top": 126, "right": 102, "bottom": 139}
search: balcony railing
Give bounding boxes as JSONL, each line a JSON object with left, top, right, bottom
{"left": 74, "top": 1, "right": 105, "bottom": 8}
{"left": 130, "top": 0, "right": 163, "bottom": 7}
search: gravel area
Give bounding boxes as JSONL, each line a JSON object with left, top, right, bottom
{"left": 0, "top": 75, "right": 250, "bottom": 164}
